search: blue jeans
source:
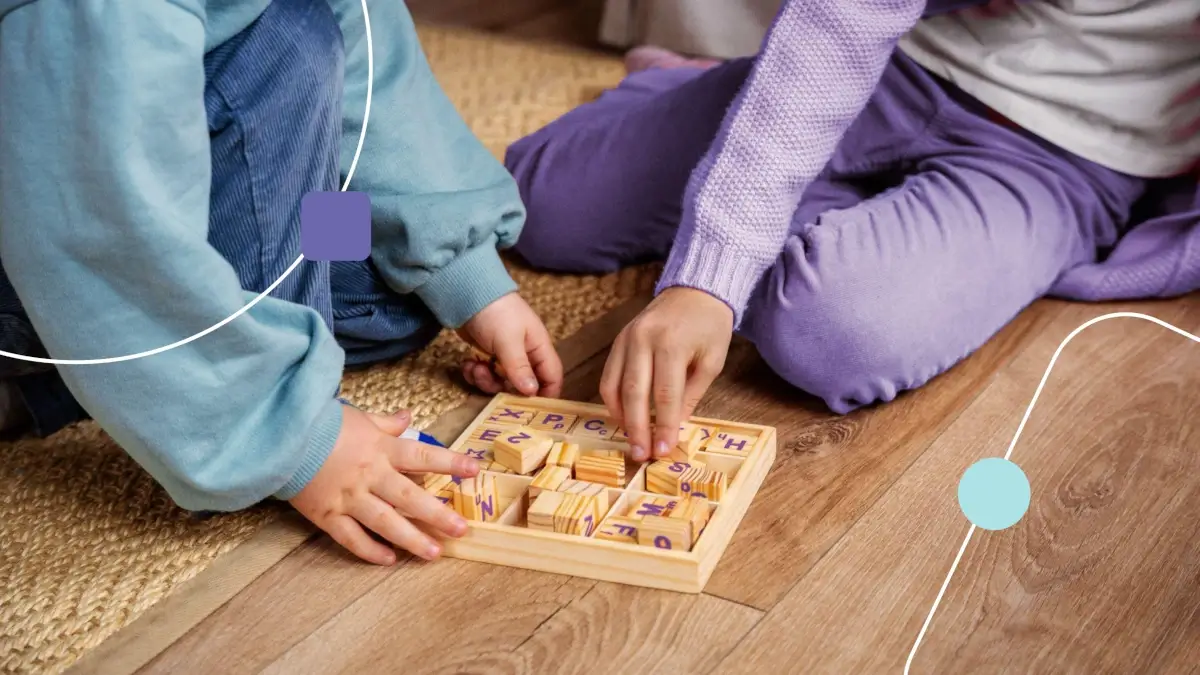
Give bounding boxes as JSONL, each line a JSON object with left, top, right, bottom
{"left": 0, "top": 0, "right": 439, "bottom": 436}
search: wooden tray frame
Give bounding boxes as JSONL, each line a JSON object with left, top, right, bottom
{"left": 438, "top": 394, "right": 777, "bottom": 593}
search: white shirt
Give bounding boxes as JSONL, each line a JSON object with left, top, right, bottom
{"left": 899, "top": 0, "right": 1200, "bottom": 178}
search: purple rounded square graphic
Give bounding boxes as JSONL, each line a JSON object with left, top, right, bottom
{"left": 301, "top": 191, "right": 371, "bottom": 261}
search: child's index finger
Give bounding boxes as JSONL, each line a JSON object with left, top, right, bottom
{"left": 494, "top": 340, "right": 538, "bottom": 396}
{"left": 387, "top": 438, "right": 479, "bottom": 476}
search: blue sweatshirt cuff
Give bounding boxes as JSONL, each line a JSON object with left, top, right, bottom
{"left": 414, "top": 238, "right": 518, "bottom": 328}
{"left": 273, "top": 398, "right": 344, "bottom": 501}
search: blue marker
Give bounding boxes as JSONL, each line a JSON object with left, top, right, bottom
{"left": 401, "top": 427, "right": 445, "bottom": 447}
{"left": 335, "top": 397, "right": 444, "bottom": 447}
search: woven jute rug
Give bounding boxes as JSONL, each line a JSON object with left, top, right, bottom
{"left": 0, "top": 27, "right": 644, "bottom": 675}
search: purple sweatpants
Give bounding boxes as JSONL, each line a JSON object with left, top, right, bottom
{"left": 504, "top": 53, "right": 1147, "bottom": 414}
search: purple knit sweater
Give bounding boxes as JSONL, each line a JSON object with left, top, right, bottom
{"left": 658, "top": 0, "right": 1200, "bottom": 325}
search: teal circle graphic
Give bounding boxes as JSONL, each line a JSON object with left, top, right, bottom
{"left": 957, "top": 458, "right": 1030, "bottom": 531}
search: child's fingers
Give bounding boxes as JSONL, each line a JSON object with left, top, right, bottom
{"left": 679, "top": 353, "right": 721, "bottom": 423}
{"left": 467, "top": 346, "right": 509, "bottom": 389}
{"left": 527, "top": 333, "right": 564, "bottom": 399}
{"left": 619, "top": 332, "right": 654, "bottom": 460}
{"left": 600, "top": 331, "right": 629, "bottom": 429}
{"left": 349, "top": 495, "right": 442, "bottom": 561}
{"left": 365, "top": 409, "right": 413, "bottom": 437}
{"left": 651, "top": 349, "right": 687, "bottom": 459}
{"left": 374, "top": 472, "right": 468, "bottom": 539}
{"left": 494, "top": 338, "right": 539, "bottom": 396}
{"left": 387, "top": 438, "right": 480, "bottom": 477}
{"left": 324, "top": 514, "right": 397, "bottom": 566}
{"left": 470, "top": 362, "right": 505, "bottom": 394}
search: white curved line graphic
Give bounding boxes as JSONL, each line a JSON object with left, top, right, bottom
{"left": 904, "top": 311, "right": 1200, "bottom": 674}
{"left": 0, "top": 0, "right": 375, "bottom": 367}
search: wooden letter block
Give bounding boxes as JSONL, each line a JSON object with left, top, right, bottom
{"left": 637, "top": 516, "right": 693, "bottom": 552}
{"left": 705, "top": 430, "right": 756, "bottom": 457}
{"left": 581, "top": 482, "right": 610, "bottom": 516}
{"left": 688, "top": 423, "right": 717, "bottom": 444}
{"left": 594, "top": 516, "right": 640, "bottom": 543}
{"left": 626, "top": 495, "right": 679, "bottom": 518}
{"left": 528, "top": 464, "right": 571, "bottom": 500}
{"left": 566, "top": 494, "right": 603, "bottom": 536}
{"left": 645, "top": 459, "right": 705, "bottom": 496}
{"left": 684, "top": 468, "right": 727, "bottom": 501}
{"left": 667, "top": 496, "right": 711, "bottom": 540}
{"left": 545, "top": 441, "right": 580, "bottom": 470}
{"left": 468, "top": 425, "right": 506, "bottom": 446}
{"left": 424, "top": 473, "right": 453, "bottom": 493}
{"left": 646, "top": 459, "right": 727, "bottom": 500}
{"left": 676, "top": 465, "right": 708, "bottom": 499}
{"left": 557, "top": 494, "right": 602, "bottom": 537}
{"left": 458, "top": 444, "right": 493, "bottom": 464}
{"left": 433, "top": 486, "right": 457, "bottom": 506}
{"left": 574, "top": 450, "right": 626, "bottom": 488}
{"left": 486, "top": 405, "right": 536, "bottom": 426}
{"left": 493, "top": 429, "right": 554, "bottom": 474}
{"left": 529, "top": 411, "right": 579, "bottom": 434}
{"left": 574, "top": 416, "right": 620, "bottom": 441}
{"left": 527, "top": 491, "right": 564, "bottom": 532}
{"left": 528, "top": 491, "right": 601, "bottom": 537}
{"left": 580, "top": 449, "right": 623, "bottom": 459}
{"left": 559, "top": 479, "right": 611, "bottom": 515}
{"left": 557, "top": 478, "right": 584, "bottom": 492}
{"left": 454, "top": 474, "right": 499, "bottom": 523}
{"left": 670, "top": 423, "right": 707, "bottom": 463}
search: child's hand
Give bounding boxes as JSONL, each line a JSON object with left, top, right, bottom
{"left": 458, "top": 292, "right": 563, "bottom": 398}
{"left": 289, "top": 405, "right": 479, "bottom": 565}
{"left": 601, "top": 287, "right": 733, "bottom": 463}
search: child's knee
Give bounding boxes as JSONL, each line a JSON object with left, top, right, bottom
{"left": 745, "top": 268, "right": 951, "bottom": 414}
{"left": 505, "top": 138, "right": 623, "bottom": 274}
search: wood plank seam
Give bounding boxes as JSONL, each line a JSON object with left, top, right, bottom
{"left": 507, "top": 582, "right": 601, "bottom": 653}
{"left": 701, "top": 593, "right": 766, "bottom": 615}
{"left": 697, "top": 605, "right": 768, "bottom": 675}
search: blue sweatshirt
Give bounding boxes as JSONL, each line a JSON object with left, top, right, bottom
{"left": 0, "top": 0, "right": 525, "bottom": 510}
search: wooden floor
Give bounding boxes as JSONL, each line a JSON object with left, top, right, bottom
{"left": 123, "top": 292, "right": 1199, "bottom": 674}
{"left": 77, "top": 5, "right": 1200, "bottom": 673}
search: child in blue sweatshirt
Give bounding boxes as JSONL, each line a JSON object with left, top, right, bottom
{"left": 0, "top": 0, "right": 561, "bottom": 565}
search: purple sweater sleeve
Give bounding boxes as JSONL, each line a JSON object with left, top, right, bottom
{"left": 657, "top": 0, "right": 927, "bottom": 326}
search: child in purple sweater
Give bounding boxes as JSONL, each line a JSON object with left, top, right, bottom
{"left": 498, "top": 0, "right": 1200, "bottom": 462}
